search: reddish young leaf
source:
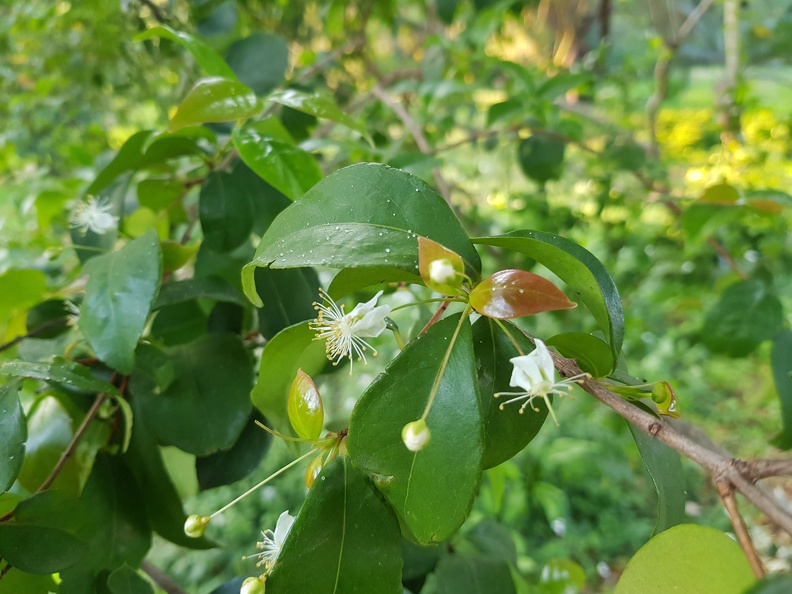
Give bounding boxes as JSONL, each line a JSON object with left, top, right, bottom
{"left": 418, "top": 236, "right": 465, "bottom": 295}
{"left": 469, "top": 269, "right": 576, "bottom": 319}
{"left": 287, "top": 369, "right": 324, "bottom": 441}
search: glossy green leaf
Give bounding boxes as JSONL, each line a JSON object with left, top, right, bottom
{"left": 328, "top": 267, "right": 422, "bottom": 299}
{"left": 348, "top": 315, "right": 483, "bottom": 543}
{"left": 628, "top": 421, "right": 685, "bottom": 535}
{"left": 469, "top": 269, "right": 576, "bottom": 319}
{"left": 287, "top": 369, "right": 324, "bottom": 441}
{"left": 702, "top": 280, "right": 783, "bottom": 357}
{"left": 169, "top": 77, "right": 260, "bottom": 133}
{"left": 135, "top": 25, "right": 237, "bottom": 79}
{"left": 472, "top": 319, "right": 548, "bottom": 469}
{"left": 86, "top": 131, "right": 153, "bottom": 195}
{"left": 107, "top": 564, "right": 154, "bottom": 594}
{"left": 429, "top": 556, "right": 517, "bottom": 594}
{"left": 255, "top": 267, "right": 321, "bottom": 339}
{"left": 196, "top": 412, "right": 271, "bottom": 490}
{"left": 267, "top": 457, "right": 402, "bottom": 594}
{"left": 268, "top": 88, "right": 371, "bottom": 143}
{"left": 134, "top": 333, "right": 252, "bottom": 455}
{"left": 517, "top": 136, "right": 565, "bottom": 184}
{"left": 199, "top": 170, "right": 254, "bottom": 252}
{"left": 151, "top": 301, "right": 208, "bottom": 346}
{"left": 122, "top": 393, "right": 212, "bottom": 549}
{"left": 0, "top": 382, "right": 26, "bottom": 492}
{"left": 771, "top": 329, "right": 792, "bottom": 449}
{"left": 244, "top": 163, "right": 481, "bottom": 306}
{"left": 251, "top": 321, "right": 328, "bottom": 435}
{"left": 81, "top": 229, "right": 162, "bottom": 374}
{"left": 226, "top": 32, "right": 288, "bottom": 95}
{"left": 473, "top": 231, "right": 624, "bottom": 358}
{"left": 59, "top": 456, "right": 152, "bottom": 594}
{"left": 615, "top": 524, "right": 755, "bottom": 594}
{"left": 233, "top": 126, "right": 323, "bottom": 200}
{"left": 0, "top": 357, "right": 119, "bottom": 395}
{"left": 545, "top": 332, "right": 614, "bottom": 377}
{"left": 154, "top": 276, "right": 248, "bottom": 310}
{"left": 161, "top": 241, "right": 200, "bottom": 274}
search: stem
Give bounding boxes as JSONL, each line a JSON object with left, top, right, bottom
{"left": 254, "top": 420, "right": 308, "bottom": 443}
{"left": 420, "top": 305, "right": 471, "bottom": 419}
{"left": 493, "top": 319, "right": 525, "bottom": 356}
{"left": 419, "top": 301, "right": 451, "bottom": 335}
{"left": 210, "top": 448, "right": 318, "bottom": 518}
{"left": 37, "top": 391, "right": 108, "bottom": 493}
{"left": 390, "top": 297, "right": 467, "bottom": 313}
{"left": 715, "top": 481, "right": 766, "bottom": 579}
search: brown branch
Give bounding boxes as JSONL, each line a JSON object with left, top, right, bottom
{"left": 370, "top": 83, "right": 452, "bottom": 205}
{"left": 736, "top": 459, "right": 792, "bottom": 481}
{"left": 715, "top": 481, "right": 766, "bottom": 579}
{"left": 419, "top": 301, "right": 450, "bottom": 335}
{"left": 37, "top": 391, "right": 108, "bottom": 493}
{"left": 141, "top": 560, "right": 189, "bottom": 594}
{"left": 533, "top": 339, "right": 792, "bottom": 541}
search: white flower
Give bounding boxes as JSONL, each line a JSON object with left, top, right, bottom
{"left": 402, "top": 419, "right": 431, "bottom": 452}
{"left": 428, "top": 259, "right": 457, "bottom": 285}
{"left": 310, "top": 289, "right": 391, "bottom": 373}
{"left": 64, "top": 300, "right": 81, "bottom": 328}
{"left": 69, "top": 196, "right": 119, "bottom": 235}
{"left": 494, "top": 339, "right": 588, "bottom": 426}
{"left": 253, "top": 511, "right": 296, "bottom": 570}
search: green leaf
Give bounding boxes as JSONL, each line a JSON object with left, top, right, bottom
{"left": 348, "top": 314, "right": 483, "bottom": 543}
{"left": 771, "top": 329, "right": 792, "bottom": 449}
{"left": 681, "top": 203, "right": 746, "bottom": 247}
{"left": 199, "top": 171, "right": 255, "bottom": 252}
{"left": 154, "top": 276, "right": 248, "bottom": 310}
{"left": 469, "top": 270, "right": 576, "bottom": 319}
{"left": 244, "top": 163, "right": 481, "bottom": 307}
{"left": 267, "top": 457, "right": 402, "bottom": 594}
{"left": 226, "top": 32, "right": 289, "bottom": 95}
{"left": 615, "top": 524, "right": 755, "bottom": 594}
{"left": 59, "top": 456, "right": 152, "bottom": 594}
{"left": 0, "top": 269, "right": 48, "bottom": 327}
{"left": 473, "top": 231, "right": 624, "bottom": 358}
{"left": 81, "top": 229, "right": 162, "bottom": 374}
{"left": 743, "top": 574, "right": 792, "bottom": 593}
{"left": 517, "top": 136, "right": 565, "bottom": 184}
{"left": 0, "top": 382, "right": 25, "bottom": 492}
{"left": 702, "top": 280, "right": 783, "bottom": 357}
{"left": 328, "top": 267, "right": 422, "bottom": 300}
{"left": 251, "top": 321, "right": 328, "bottom": 435}
{"left": 419, "top": 236, "right": 465, "bottom": 295}
{"left": 545, "top": 332, "right": 614, "bottom": 377}
{"left": 472, "top": 318, "right": 548, "bottom": 469}
{"left": 134, "top": 334, "right": 252, "bottom": 456}
{"left": 107, "top": 564, "right": 154, "bottom": 594}
{"left": 430, "top": 556, "right": 517, "bottom": 594}
{"left": 169, "top": 77, "right": 260, "bottom": 133}
{"left": 287, "top": 369, "right": 324, "bottom": 441}
{"left": 137, "top": 178, "right": 183, "bottom": 212}
{"left": 123, "top": 392, "right": 213, "bottom": 549}
{"left": 151, "top": 301, "right": 208, "bottom": 346}
{"left": 0, "top": 565, "right": 60, "bottom": 593}
{"left": 123, "top": 207, "right": 169, "bottom": 240}
{"left": 627, "top": 421, "right": 685, "bottom": 535}
{"left": 255, "top": 267, "right": 320, "bottom": 339}
{"left": 135, "top": 25, "right": 237, "bottom": 80}
{"left": 161, "top": 241, "right": 200, "bottom": 274}
{"left": 0, "top": 524, "right": 87, "bottom": 574}
{"left": 537, "top": 559, "right": 586, "bottom": 594}
{"left": 233, "top": 125, "right": 323, "bottom": 200}
{"left": 0, "top": 358, "right": 119, "bottom": 395}
{"left": 87, "top": 131, "right": 153, "bottom": 195}
{"left": 699, "top": 183, "right": 740, "bottom": 204}
{"left": 268, "top": 88, "right": 371, "bottom": 143}
{"left": 196, "top": 412, "right": 271, "bottom": 490}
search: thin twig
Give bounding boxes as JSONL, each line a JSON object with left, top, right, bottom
{"left": 36, "top": 391, "right": 108, "bottom": 493}
{"left": 736, "top": 459, "right": 792, "bottom": 481}
{"left": 715, "top": 481, "right": 766, "bottom": 579}
{"left": 141, "top": 560, "right": 189, "bottom": 594}
{"left": 419, "top": 301, "right": 451, "bottom": 335}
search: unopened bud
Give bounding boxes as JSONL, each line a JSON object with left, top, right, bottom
{"left": 305, "top": 454, "right": 324, "bottom": 489}
{"left": 240, "top": 576, "right": 266, "bottom": 594}
{"left": 184, "top": 514, "right": 210, "bottom": 538}
{"left": 429, "top": 259, "right": 457, "bottom": 286}
{"left": 401, "top": 419, "right": 431, "bottom": 452}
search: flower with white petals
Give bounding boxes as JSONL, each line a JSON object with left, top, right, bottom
{"left": 252, "top": 511, "right": 295, "bottom": 570}
{"left": 69, "top": 196, "right": 119, "bottom": 236}
{"left": 64, "top": 300, "right": 81, "bottom": 328}
{"left": 428, "top": 259, "right": 457, "bottom": 285}
{"left": 310, "top": 288, "right": 391, "bottom": 373}
{"left": 494, "top": 339, "right": 588, "bottom": 426}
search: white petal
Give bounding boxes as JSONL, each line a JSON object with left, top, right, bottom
{"left": 508, "top": 340, "right": 555, "bottom": 391}
{"left": 273, "top": 510, "right": 295, "bottom": 546}
{"left": 347, "top": 290, "right": 384, "bottom": 318}
{"left": 350, "top": 304, "right": 391, "bottom": 337}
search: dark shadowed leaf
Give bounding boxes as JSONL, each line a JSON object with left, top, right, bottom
{"left": 545, "top": 332, "right": 614, "bottom": 377}
{"left": 226, "top": 33, "right": 289, "bottom": 95}
{"left": 771, "top": 329, "right": 792, "bottom": 450}
{"left": 107, "top": 564, "right": 154, "bottom": 594}
{"left": 199, "top": 171, "right": 255, "bottom": 252}
{"left": 0, "top": 382, "right": 25, "bottom": 492}
{"left": 517, "top": 136, "right": 565, "bottom": 184}
{"left": 430, "top": 556, "right": 517, "bottom": 594}
{"left": 255, "top": 267, "right": 320, "bottom": 339}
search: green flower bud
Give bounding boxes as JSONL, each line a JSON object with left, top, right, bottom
{"left": 240, "top": 576, "right": 266, "bottom": 594}
{"left": 401, "top": 419, "right": 431, "bottom": 452}
{"left": 184, "top": 514, "right": 210, "bottom": 538}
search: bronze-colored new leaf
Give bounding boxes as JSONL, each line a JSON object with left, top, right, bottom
{"left": 469, "top": 269, "right": 576, "bottom": 319}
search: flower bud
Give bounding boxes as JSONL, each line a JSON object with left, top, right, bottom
{"left": 305, "top": 454, "right": 324, "bottom": 489}
{"left": 429, "top": 259, "right": 457, "bottom": 286}
{"left": 240, "top": 576, "right": 267, "bottom": 594}
{"left": 184, "top": 514, "right": 210, "bottom": 538}
{"left": 401, "top": 419, "right": 431, "bottom": 452}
